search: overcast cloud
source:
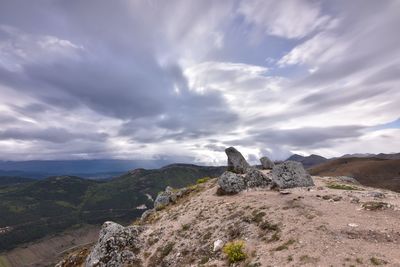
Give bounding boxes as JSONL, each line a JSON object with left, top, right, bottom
{"left": 0, "top": 0, "right": 399, "bottom": 164}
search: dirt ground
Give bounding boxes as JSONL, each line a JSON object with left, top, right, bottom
{"left": 139, "top": 175, "right": 400, "bottom": 266}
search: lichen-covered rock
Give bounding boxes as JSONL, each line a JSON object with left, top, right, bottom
{"left": 244, "top": 168, "right": 272, "bottom": 188}
{"left": 140, "top": 209, "right": 155, "bottom": 221}
{"left": 85, "top": 221, "right": 142, "bottom": 267}
{"left": 271, "top": 161, "right": 314, "bottom": 189}
{"left": 225, "top": 147, "right": 250, "bottom": 174}
{"left": 218, "top": 171, "right": 246, "bottom": 194}
{"left": 260, "top": 156, "right": 274, "bottom": 169}
{"left": 154, "top": 186, "right": 179, "bottom": 209}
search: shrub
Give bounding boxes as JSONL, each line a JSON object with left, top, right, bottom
{"left": 223, "top": 241, "right": 247, "bottom": 263}
{"left": 197, "top": 177, "right": 210, "bottom": 184}
{"left": 327, "top": 183, "right": 361, "bottom": 191}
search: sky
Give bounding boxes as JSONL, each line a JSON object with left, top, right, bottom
{"left": 0, "top": 0, "right": 399, "bottom": 164}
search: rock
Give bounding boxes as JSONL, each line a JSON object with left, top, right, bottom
{"left": 140, "top": 209, "right": 155, "bottom": 221}
{"left": 244, "top": 168, "right": 272, "bottom": 188}
{"left": 217, "top": 171, "right": 246, "bottom": 194}
{"left": 225, "top": 147, "right": 250, "bottom": 174}
{"left": 86, "top": 221, "right": 142, "bottom": 267}
{"left": 213, "top": 239, "right": 224, "bottom": 252}
{"left": 154, "top": 192, "right": 171, "bottom": 210}
{"left": 348, "top": 223, "right": 359, "bottom": 228}
{"left": 271, "top": 161, "right": 314, "bottom": 189}
{"left": 336, "top": 176, "right": 360, "bottom": 185}
{"left": 367, "top": 191, "right": 385, "bottom": 198}
{"left": 260, "top": 156, "right": 274, "bottom": 169}
{"left": 154, "top": 186, "right": 179, "bottom": 210}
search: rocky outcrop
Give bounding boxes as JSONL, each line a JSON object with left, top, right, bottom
{"left": 154, "top": 186, "right": 177, "bottom": 210}
{"left": 85, "top": 221, "right": 142, "bottom": 267}
{"left": 225, "top": 147, "right": 250, "bottom": 174}
{"left": 260, "top": 156, "right": 274, "bottom": 169}
{"left": 218, "top": 171, "right": 246, "bottom": 194}
{"left": 244, "top": 168, "right": 272, "bottom": 188}
{"left": 271, "top": 161, "right": 314, "bottom": 189}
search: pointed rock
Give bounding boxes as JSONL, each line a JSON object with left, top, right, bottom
{"left": 225, "top": 147, "right": 250, "bottom": 174}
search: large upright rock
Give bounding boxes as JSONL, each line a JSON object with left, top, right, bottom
{"left": 244, "top": 168, "right": 272, "bottom": 188}
{"left": 218, "top": 171, "right": 246, "bottom": 194}
{"left": 271, "top": 161, "right": 314, "bottom": 189}
{"left": 86, "top": 221, "right": 142, "bottom": 267}
{"left": 260, "top": 156, "right": 274, "bottom": 169}
{"left": 225, "top": 147, "right": 250, "bottom": 174}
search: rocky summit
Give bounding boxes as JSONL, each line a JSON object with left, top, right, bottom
{"left": 58, "top": 147, "right": 400, "bottom": 267}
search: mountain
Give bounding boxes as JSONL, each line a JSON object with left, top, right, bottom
{"left": 0, "top": 176, "right": 34, "bottom": 186}
{"left": 285, "top": 154, "right": 328, "bottom": 168}
{"left": 0, "top": 164, "right": 225, "bottom": 251}
{"left": 0, "top": 159, "right": 175, "bottom": 179}
{"left": 59, "top": 175, "right": 400, "bottom": 266}
{"left": 309, "top": 157, "right": 400, "bottom": 192}
{"left": 339, "top": 153, "right": 400, "bottom": 160}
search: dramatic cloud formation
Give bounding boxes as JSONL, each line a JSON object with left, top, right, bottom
{"left": 0, "top": 0, "right": 399, "bottom": 163}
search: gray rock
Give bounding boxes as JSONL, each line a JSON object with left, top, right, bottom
{"left": 154, "top": 192, "right": 171, "bottom": 210}
{"left": 367, "top": 191, "right": 385, "bottom": 198}
{"left": 140, "top": 209, "right": 155, "bottom": 221}
{"left": 271, "top": 161, "right": 314, "bottom": 189}
{"left": 86, "top": 221, "right": 142, "bottom": 267}
{"left": 154, "top": 186, "right": 178, "bottom": 209}
{"left": 244, "top": 168, "right": 272, "bottom": 188}
{"left": 260, "top": 156, "right": 274, "bottom": 169}
{"left": 225, "top": 147, "right": 250, "bottom": 174}
{"left": 217, "top": 171, "right": 246, "bottom": 194}
{"left": 336, "top": 176, "right": 360, "bottom": 185}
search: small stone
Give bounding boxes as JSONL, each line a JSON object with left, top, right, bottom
{"left": 367, "top": 191, "right": 385, "bottom": 199}
{"left": 348, "top": 223, "right": 359, "bottom": 227}
{"left": 213, "top": 239, "right": 224, "bottom": 252}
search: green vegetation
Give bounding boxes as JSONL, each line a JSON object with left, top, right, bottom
{"left": 327, "top": 183, "right": 362, "bottom": 190}
{"left": 370, "top": 257, "right": 387, "bottom": 265}
{"left": 223, "top": 241, "right": 247, "bottom": 263}
{"left": 196, "top": 177, "right": 210, "bottom": 184}
{"left": 0, "top": 165, "right": 225, "bottom": 251}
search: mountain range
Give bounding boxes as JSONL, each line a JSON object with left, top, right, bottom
{"left": 0, "top": 164, "right": 225, "bottom": 251}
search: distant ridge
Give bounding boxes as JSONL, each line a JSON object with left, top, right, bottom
{"left": 285, "top": 154, "right": 328, "bottom": 168}
{"left": 310, "top": 157, "right": 400, "bottom": 192}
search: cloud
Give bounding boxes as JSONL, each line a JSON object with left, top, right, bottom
{"left": 238, "top": 0, "right": 331, "bottom": 39}
{"left": 0, "top": 0, "right": 399, "bottom": 163}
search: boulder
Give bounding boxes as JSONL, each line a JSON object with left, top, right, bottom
{"left": 244, "top": 168, "right": 272, "bottom": 188}
{"left": 225, "top": 147, "right": 250, "bottom": 174}
{"left": 154, "top": 186, "right": 178, "bottom": 210}
{"left": 86, "top": 221, "right": 142, "bottom": 267}
{"left": 271, "top": 161, "right": 314, "bottom": 189}
{"left": 260, "top": 156, "right": 274, "bottom": 169}
{"left": 217, "top": 171, "right": 246, "bottom": 194}
{"left": 140, "top": 209, "right": 155, "bottom": 221}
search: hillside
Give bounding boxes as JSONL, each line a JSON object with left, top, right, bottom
{"left": 0, "top": 164, "right": 225, "bottom": 251}
{"left": 286, "top": 154, "right": 328, "bottom": 169}
{"left": 309, "top": 158, "right": 400, "bottom": 192}
{"left": 57, "top": 148, "right": 400, "bottom": 267}
{"left": 59, "top": 176, "right": 400, "bottom": 266}
{"left": 0, "top": 177, "right": 33, "bottom": 186}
